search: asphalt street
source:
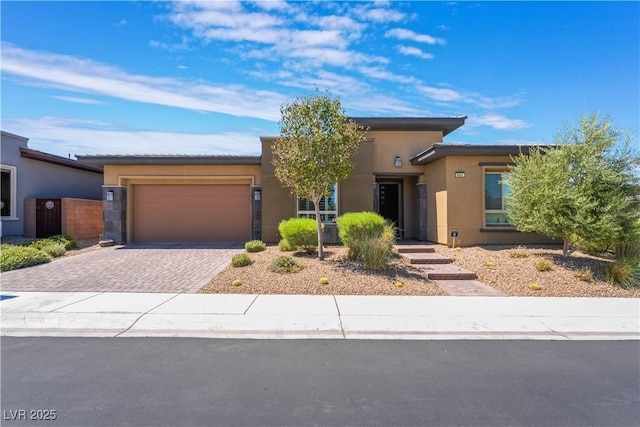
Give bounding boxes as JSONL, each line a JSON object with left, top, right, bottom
{"left": 2, "top": 338, "right": 639, "bottom": 427}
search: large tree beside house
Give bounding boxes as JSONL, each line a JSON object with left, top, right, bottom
{"left": 272, "top": 90, "right": 368, "bottom": 260}
{"left": 504, "top": 113, "right": 640, "bottom": 257}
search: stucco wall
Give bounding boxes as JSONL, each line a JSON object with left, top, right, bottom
{"left": 260, "top": 138, "right": 295, "bottom": 243}
{"left": 1, "top": 132, "right": 103, "bottom": 237}
{"left": 370, "top": 130, "right": 442, "bottom": 173}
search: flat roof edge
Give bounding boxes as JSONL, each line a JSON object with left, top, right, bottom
{"left": 20, "top": 147, "right": 103, "bottom": 173}
{"left": 75, "top": 155, "right": 262, "bottom": 167}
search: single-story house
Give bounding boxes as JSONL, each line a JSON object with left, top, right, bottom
{"left": 76, "top": 117, "right": 553, "bottom": 246}
{"left": 1, "top": 131, "right": 104, "bottom": 239}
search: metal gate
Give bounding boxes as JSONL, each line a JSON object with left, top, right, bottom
{"left": 36, "top": 198, "right": 62, "bottom": 237}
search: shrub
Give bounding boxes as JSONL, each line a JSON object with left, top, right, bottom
{"left": 268, "top": 255, "right": 303, "bottom": 274}
{"left": 1, "top": 245, "right": 52, "bottom": 272}
{"left": 231, "top": 253, "right": 253, "bottom": 268}
{"left": 605, "top": 259, "right": 640, "bottom": 289}
{"left": 336, "top": 211, "right": 387, "bottom": 260}
{"left": 245, "top": 240, "right": 267, "bottom": 253}
{"left": 232, "top": 279, "right": 242, "bottom": 286}
{"left": 529, "top": 284, "right": 542, "bottom": 291}
{"left": 573, "top": 268, "right": 594, "bottom": 282}
{"left": 29, "top": 240, "right": 66, "bottom": 258}
{"left": 355, "top": 223, "right": 396, "bottom": 271}
{"left": 319, "top": 277, "right": 329, "bottom": 285}
{"left": 616, "top": 241, "right": 640, "bottom": 262}
{"left": 534, "top": 259, "right": 553, "bottom": 272}
{"left": 509, "top": 249, "right": 529, "bottom": 259}
{"left": 278, "top": 218, "right": 317, "bottom": 254}
{"left": 278, "top": 239, "right": 295, "bottom": 252}
{"left": 48, "top": 234, "right": 78, "bottom": 250}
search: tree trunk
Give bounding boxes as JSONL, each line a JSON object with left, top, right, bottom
{"left": 562, "top": 238, "right": 571, "bottom": 257}
{"left": 313, "top": 199, "right": 324, "bottom": 260}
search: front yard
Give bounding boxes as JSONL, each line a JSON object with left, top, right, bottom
{"left": 200, "top": 244, "right": 640, "bottom": 297}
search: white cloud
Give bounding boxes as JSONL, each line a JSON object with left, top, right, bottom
{"left": 417, "top": 85, "right": 462, "bottom": 102}
{"left": 361, "top": 7, "right": 406, "bottom": 23}
{"left": 385, "top": 28, "right": 445, "bottom": 45}
{"left": 467, "top": 113, "right": 531, "bottom": 130}
{"left": 397, "top": 45, "right": 434, "bottom": 60}
{"left": 1, "top": 43, "right": 284, "bottom": 121}
{"left": 3, "top": 116, "right": 262, "bottom": 156}
{"left": 358, "top": 66, "right": 416, "bottom": 84}
{"left": 52, "top": 96, "right": 103, "bottom": 105}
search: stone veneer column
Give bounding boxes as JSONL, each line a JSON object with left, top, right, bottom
{"left": 417, "top": 183, "right": 428, "bottom": 241}
{"left": 251, "top": 187, "right": 262, "bottom": 240}
{"left": 102, "top": 187, "right": 126, "bottom": 244}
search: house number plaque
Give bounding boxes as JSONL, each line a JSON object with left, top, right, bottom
{"left": 45, "top": 201, "right": 55, "bottom": 210}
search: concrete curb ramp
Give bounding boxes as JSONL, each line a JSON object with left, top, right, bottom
{"left": 1, "top": 292, "right": 638, "bottom": 340}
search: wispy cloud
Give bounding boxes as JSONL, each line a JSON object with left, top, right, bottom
{"left": 1, "top": 43, "right": 284, "bottom": 121}
{"left": 52, "top": 96, "right": 103, "bottom": 105}
{"left": 385, "top": 28, "right": 445, "bottom": 45}
{"left": 467, "top": 113, "right": 531, "bottom": 130}
{"left": 3, "top": 116, "right": 263, "bottom": 156}
{"left": 397, "top": 45, "right": 433, "bottom": 60}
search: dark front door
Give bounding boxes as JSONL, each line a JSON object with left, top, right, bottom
{"left": 36, "top": 199, "right": 62, "bottom": 238}
{"left": 378, "top": 182, "right": 403, "bottom": 236}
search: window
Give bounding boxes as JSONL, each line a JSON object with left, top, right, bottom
{"left": 484, "top": 172, "right": 510, "bottom": 226}
{"left": 1, "top": 165, "right": 17, "bottom": 219}
{"left": 297, "top": 184, "right": 338, "bottom": 223}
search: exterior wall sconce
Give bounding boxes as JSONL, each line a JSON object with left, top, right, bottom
{"left": 455, "top": 171, "right": 466, "bottom": 178}
{"left": 394, "top": 156, "right": 402, "bottom": 167}
{"left": 106, "top": 191, "right": 114, "bottom": 201}
{"left": 254, "top": 189, "right": 261, "bottom": 201}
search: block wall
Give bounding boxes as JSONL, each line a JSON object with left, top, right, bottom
{"left": 61, "top": 198, "right": 103, "bottom": 239}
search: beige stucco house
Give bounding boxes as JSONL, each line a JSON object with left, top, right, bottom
{"left": 77, "top": 117, "right": 552, "bottom": 246}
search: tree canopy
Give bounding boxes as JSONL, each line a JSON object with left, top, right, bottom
{"left": 272, "top": 90, "right": 368, "bottom": 260}
{"left": 504, "top": 113, "right": 639, "bottom": 256}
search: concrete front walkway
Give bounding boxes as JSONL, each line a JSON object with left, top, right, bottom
{"left": 0, "top": 243, "right": 243, "bottom": 293}
{"left": 1, "top": 292, "right": 638, "bottom": 340}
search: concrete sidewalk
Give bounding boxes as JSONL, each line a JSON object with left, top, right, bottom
{"left": 1, "top": 292, "right": 638, "bottom": 340}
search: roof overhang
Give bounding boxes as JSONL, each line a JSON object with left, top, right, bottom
{"left": 20, "top": 147, "right": 103, "bottom": 173}
{"left": 350, "top": 117, "right": 467, "bottom": 136}
{"left": 75, "top": 154, "right": 262, "bottom": 168}
{"left": 411, "top": 144, "right": 544, "bottom": 165}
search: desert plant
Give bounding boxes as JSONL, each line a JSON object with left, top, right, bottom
{"left": 529, "top": 284, "right": 542, "bottom": 291}
{"left": 232, "top": 279, "right": 242, "bottom": 286}
{"left": 29, "top": 240, "right": 66, "bottom": 258}
{"left": 355, "top": 224, "right": 396, "bottom": 271}
{"left": 268, "top": 255, "right": 304, "bottom": 274}
{"left": 605, "top": 259, "right": 640, "bottom": 289}
{"left": 318, "top": 277, "right": 329, "bottom": 285}
{"left": 231, "top": 253, "right": 253, "bottom": 268}
{"left": 616, "top": 241, "right": 640, "bottom": 261}
{"left": 278, "top": 218, "right": 318, "bottom": 254}
{"left": 278, "top": 239, "right": 295, "bottom": 252}
{"left": 245, "top": 240, "right": 267, "bottom": 253}
{"left": 509, "top": 248, "right": 529, "bottom": 258}
{"left": 336, "top": 211, "right": 387, "bottom": 260}
{"left": 48, "top": 234, "right": 78, "bottom": 250}
{"left": 534, "top": 259, "right": 553, "bottom": 272}
{"left": 1, "top": 244, "right": 52, "bottom": 272}
{"left": 573, "top": 268, "right": 594, "bottom": 282}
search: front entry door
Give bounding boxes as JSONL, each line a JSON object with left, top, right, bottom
{"left": 378, "top": 182, "right": 403, "bottom": 237}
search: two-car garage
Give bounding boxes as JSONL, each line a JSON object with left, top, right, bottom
{"left": 131, "top": 184, "right": 251, "bottom": 243}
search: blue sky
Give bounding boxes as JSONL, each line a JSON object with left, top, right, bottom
{"left": 1, "top": 1, "right": 638, "bottom": 158}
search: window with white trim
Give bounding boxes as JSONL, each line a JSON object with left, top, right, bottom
{"left": 484, "top": 172, "right": 511, "bottom": 226}
{"left": 297, "top": 183, "right": 338, "bottom": 223}
{"left": 1, "top": 165, "right": 17, "bottom": 219}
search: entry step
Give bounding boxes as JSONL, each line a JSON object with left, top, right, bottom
{"left": 415, "top": 264, "right": 477, "bottom": 280}
{"left": 395, "top": 245, "right": 436, "bottom": 254}
{"left": 433, "top": 280, "right": 507, "bottom": 296}
{"left": 403, "top": 253, "right": 452, "bottom": 264}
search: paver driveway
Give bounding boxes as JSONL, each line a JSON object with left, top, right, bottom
{"left": 0, "top": 243, "right": 243, "bottom": 293}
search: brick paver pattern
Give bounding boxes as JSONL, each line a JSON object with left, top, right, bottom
{"left": 1, "top": 243, "right": 243, "bottom": 293}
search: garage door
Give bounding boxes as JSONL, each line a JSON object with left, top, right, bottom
{"left": 132, "top": 184, "right": 250, "bottom": 242}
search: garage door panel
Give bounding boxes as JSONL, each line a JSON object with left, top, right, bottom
{"left": 132, "top": 184, "right": 250, "bottom": 242}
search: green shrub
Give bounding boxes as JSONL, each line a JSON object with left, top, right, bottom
{"left": 245, "top": 240, "right": 267, "bottom": 253}
{"left": 231, "top": 253, "right": 253, "bottom": 268}
{"left": 509, "top": 248, "right": 529, "bottom": 258}
{"left": 355, "top": 223, "right": 396, "bottom": 271}
{"left": 605, "top": 259, "right": 640, "bottom": 289}
{"left": 336, "top": 211, "right": 387, "bottom": 260}
{"left": 48, "top": 234, "right": 78, "bottom": 250}
{"left": 278, "top": 218, "right": 317, "bottom": 254}
{"left": 278, "top": 239, "right": 295, "bottom": 252}
{"left": 268, "top": 255, "right": 304, "bottom": 274}
{"left": 534, "top": 259, "right": 553, "bottom": 272}
{"left": 616, "top": 241, "right": 640, "bottom": 262}
{"left": 29, "top": 240, "right": 66, "bottom": 258}
{"left": 1, "top": 245, "right": 52, "bottom": 272}
{"left": 573, "top": 268, "right": 593, "bottom": 282}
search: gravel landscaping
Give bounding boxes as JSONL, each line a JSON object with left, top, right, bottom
{"left": 200, "top": 243, "right": 640, "bottom": 298}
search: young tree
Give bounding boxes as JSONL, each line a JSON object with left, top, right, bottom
{"left": 272, "top": 90, "right": 368, "bottom": 260}
{"left": 505, "top": 113, "right": 639, "bottom": 256}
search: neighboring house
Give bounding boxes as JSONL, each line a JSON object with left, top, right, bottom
{"left": 1, "top": 131, "right": 104, "bottom": 238}
{"left": 77, "top": 117, "right": 553, "bottom": 246}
